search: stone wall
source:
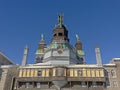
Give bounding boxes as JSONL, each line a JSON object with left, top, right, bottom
{"left": 0, "top": 65, "right": 18, "bottom": 90}
{"left": 104, "top": 63, "right": 120, "bottom": 90}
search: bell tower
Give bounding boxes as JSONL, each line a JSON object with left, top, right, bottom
{"left": 52, "top": 14, "right": 69, "bottom": 43}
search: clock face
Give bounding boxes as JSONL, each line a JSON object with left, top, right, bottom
{"left": 57, "top": 49, "right": 63, "bottom": 54}
{"left": 57, "top": 44, "right": 64, "bottom": 54}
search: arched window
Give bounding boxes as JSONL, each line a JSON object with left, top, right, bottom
{"left": 113, "top": 81, "right": 118, "bottom": 87}
{"left": 78, "top": 70, "right": 82, "bottom": 77}
{"left": 111, "top": 69, "right": 116, "bottom": 78}
{"left": 38, "top": 70, "right": 42, "bottom": 77}
{"left": 81, "top": 82, "right": 87, "bottom": 87}
{"left": 58, "top": 33, "right": 63, "bottom": 36}
{"left": 106, "top": 80, "right": 110, "bottom": 87}
{"left": 105, "top": 70, "right": 108, "bottom": 77}
{"left": 36, "top": 82, "right": 41, "bottom": 88}
{"left": 56, "top": 68, "right": 64, "bottom": 76}
{"left": 54, "top": 34, "right": 57, "bottom": 37}
{"left": 25, "top": 82, "right": 29, "bottom": 88}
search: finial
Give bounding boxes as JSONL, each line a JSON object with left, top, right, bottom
{"left": 76, "top": 34, "right": 80, "bottom": 41}
{"left": 25, "top": 45, "right": 28, "bottom": 49}
{"left": 58, "top": 14, "right": 64, "bottom": 27}
{"left": 41, "top": 34, "right": 44, "bottom": 41}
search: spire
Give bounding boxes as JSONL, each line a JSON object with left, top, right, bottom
{"left": 21, "top": 45, "right": 29, "bottom": 66}
{"left": 75, "top": 34, "right": 82, "bottom": 50}
{"left": 95, "top": 46, "right": 102, "bottom": 67}
{"left": 58, "top": 14, "right": 63, "bottom": 28}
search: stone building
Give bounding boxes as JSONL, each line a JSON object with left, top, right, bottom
{"left": 0, "top": 15, "right": 120, "bottom": 90}
{"left": 0, "top": 52, "right": 17, "bottom": 90}
{"left": 0, "top": 52, "right": 14, "bottom": 65}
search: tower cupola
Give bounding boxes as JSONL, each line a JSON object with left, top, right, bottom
{"left": 38, "top": 34, "right": 46, "bottom": 50}
{"left": 52, "top": 14, "right": 69, "bottom": 43}
{"left": 75, "top": 34, "right": 82, "bottom": 50}
{"left": 35, "top": 34, "right": 46, "bottom": 63}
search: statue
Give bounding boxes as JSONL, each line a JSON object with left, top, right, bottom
{"left": 58, "top": 14, "right": 63, "bottom": 27}
{"left": 41, "top": 34, "right": 44, "bottom": 41}
{"left": 76, "top": 34, "right": 80, "bottom": 41}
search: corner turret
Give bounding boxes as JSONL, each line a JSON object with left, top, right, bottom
{"left": 35, "top": 34, "right": 46, "bottom": 63}
{"left": 75, "top": 34, "right": 82, "bottom": 50}
{"left": 75, "top": 34, "right": 85, "bottom": 63}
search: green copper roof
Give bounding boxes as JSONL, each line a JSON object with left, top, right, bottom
{"left": 47, "top": 43, "right": 68, "bottom": 50}
{"left": 36, "top": 49, "right": 44, "bottom": 54}
{"left": 77, "top": 50, "right": 85, "bottom": 55}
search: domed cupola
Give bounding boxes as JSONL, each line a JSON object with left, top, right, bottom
{"left": 52, "top": 15, "right": 69, "bottom": 43}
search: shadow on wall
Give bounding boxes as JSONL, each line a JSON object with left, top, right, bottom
{"left": 0, "top": 67, "right": 3, "bottom": 81}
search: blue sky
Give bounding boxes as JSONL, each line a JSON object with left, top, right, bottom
{"left": 0, "top": 0, "right": 120, "bottom": 65}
